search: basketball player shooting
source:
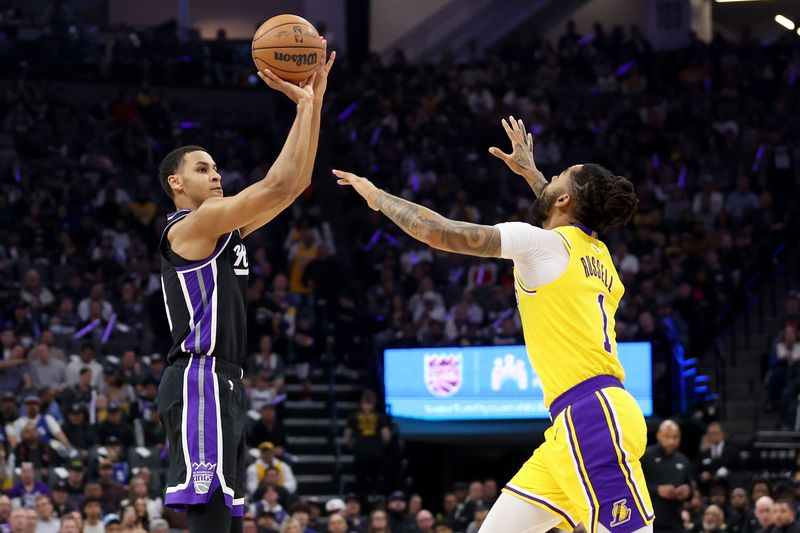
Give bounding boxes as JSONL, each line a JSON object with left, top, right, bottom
{"left": 156, "top": 43, "right": 334, "bottom": 533}
{"left": 334, "top": 116, "right": 654, "bottom": 533}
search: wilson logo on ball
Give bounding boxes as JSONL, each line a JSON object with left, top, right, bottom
{"left": 273, "top": 51, "right": 318, "bottom": 67}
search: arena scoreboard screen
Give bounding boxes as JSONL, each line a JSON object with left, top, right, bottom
{"left": 383, "top": 343, "right": 653, "bottom": 422}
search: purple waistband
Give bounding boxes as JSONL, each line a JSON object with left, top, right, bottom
{"left": 549, "top": 374, "right": 624, "bottom": 420}
{"left": 172, "top": 355, "right": 244, "bottom": 380}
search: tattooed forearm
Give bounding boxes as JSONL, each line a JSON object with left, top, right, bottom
{"left": 375, "top": 191, "right": 501, "bottom": 257}
{"left": 522, "top": 168, "right": 549, "bottom": 198}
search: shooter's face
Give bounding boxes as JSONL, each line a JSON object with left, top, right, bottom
{"left": 170, "top": 151, "right": 223, "bottom": 204}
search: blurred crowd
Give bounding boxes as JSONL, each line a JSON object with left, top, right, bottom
{"left": 0, "top": 6, "right": 797, "bottom": 533}
{"left": 765, "top": 291, "right": 800, "bottom": 429}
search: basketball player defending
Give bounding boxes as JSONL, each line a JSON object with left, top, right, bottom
{"left": 157, "top": 45, "right": 335, "bottom": 533}
{"left": 334, "top": 116, "right": 654, "bottom": 533}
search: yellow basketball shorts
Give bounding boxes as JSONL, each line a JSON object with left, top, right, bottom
{"left": 503, "top": 375, "right": 654, "bottom": 533}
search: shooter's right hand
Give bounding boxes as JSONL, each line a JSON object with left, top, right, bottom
{"left": 257, "top": 68, "right": 315, "bottom": 105}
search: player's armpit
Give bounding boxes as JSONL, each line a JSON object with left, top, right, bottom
{"left": 374, "top": 192, "right": 501, "bottom": 258}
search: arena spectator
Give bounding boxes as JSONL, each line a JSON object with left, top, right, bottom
{"left": 769, "top": 499, "right": 800, "bottom": 533}
{"left": 97, "top": 461, "right": 127, "bottom": 514}
{"left": 29, "top": 345, "right": 66, "bottom": 391}
{"left": 453, "top": 482, "right": 484, "bottom": 532}
{"left": 130, "top": 377, "right": 162, "bottom": 448}
{"left": 149, "top": 518, "right": 170, "bottom": 533}
{"left": 49, "top": 482, "right": 75, "bottom": 518}
{"left": 755, "top": 496, "right": 776, "bottom": 532}
{"left": 8, "top": 462, "right": 48, "bottom": 509}
{"left": 437, "top": 492, "right": 458, "bottom": 523}
{"left": 64, "top": 344, "right": 103, "bottom": 389}
{"left": 385, "top": 492, "right": 414, "bottom": 533}
{"left": 64, "top": 461, "right": 86, "bottom": 510}
{"left": 246, "top": 442, "right": 297, "bottom": 496}
{"left": 482, "top": 479, "right": 498, "bottom": 506}
{"left": 465, "top": 504, "right": 489, "bottom": 533}
{"left": 696, "top": 504, "right": 726, "bottom": 533}
{"left": 290, "top": 502, "right": 318, "bottom": 533}
{"left": 325, "top": 512, "right": 351, "bottom": 533}
{"left": 247, "top": 335, "right": 286, "bottom": 392}
{"left": 81, "top": 497, "right": 104, "bottom": 533}
{"left": 728, "top": 487, "right": 757, "bottom": 533}
{"left": 249, "top": 484, "right": 287, "bottom": 526}
{"left": 343, "top": 493, "right": 366, "bottom": 532}
{"left": 120, "top": 476, "right": 162, "bottom": 520}
{"left": 247, "top": 403, "right": 287, "bottom": 456}
{"left": 96, "top": 405, "right": 135, "bottom": 450}
{"left": 696, "top": 422, "right": 737, "bottom": 488}
{"left": 416, "top": 509, "right": 435, "bottom": 533}
{"left": 10, "top": 396, "right": 69, "bottom": 449}
{"left": 366, "top": 509, "right": 390, "bottom": 533}
{"left": 642, "top": 420, "right": 693, "bottom": 533}
{"left": 343, "top": 390, "right": 391, "bottom": 497}
{"left": 0, "top": 344, "right": 31, "bottom": 397}
{"left": 13, "top": 424, "right": 54, "bottom": 475}
{"left": 57, "top": 514, "right": 81, "bottom": 533}
{"left": 34, "top": 494, "right": 59, "bottom": 533}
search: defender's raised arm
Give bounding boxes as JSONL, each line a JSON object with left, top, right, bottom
{"left": 333, "top": 170, "right": 501, "bottom": 258}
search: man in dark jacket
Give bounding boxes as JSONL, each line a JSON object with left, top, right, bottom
{"left": 61, "top": 404, "right": 96, "bottom": 458}
{"left": 766, "top": 500, "right": 800, "bottom": 533}
{"left": 729, "top": 487, "right": 759, "bottom": 533}
{"left": 695, "top": 422, "right": 737, "bottom": 492}
{"left": 642, "top": 420, "right": 694, "bottom": 533}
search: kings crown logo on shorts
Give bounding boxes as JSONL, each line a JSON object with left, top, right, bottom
{"left": 424, "top": 353, "right": 462, "bottom": 398}
{"left": 191, "top": 462, "right": 216, "bottom": 495}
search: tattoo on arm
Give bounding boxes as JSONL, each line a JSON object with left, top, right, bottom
{"left": 374, "top": 192, "right": 501, "bottom": 257}
{"left": 523, "top": 169, "right": 549, "bottom": 198}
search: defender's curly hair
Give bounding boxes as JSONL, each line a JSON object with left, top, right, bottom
{"left": 570, "top": 164, "right": 639, "bottom": 233}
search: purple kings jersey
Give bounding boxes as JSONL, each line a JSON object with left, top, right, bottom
{"left": 159, "top": 210, "right": 249, "bottom": 367}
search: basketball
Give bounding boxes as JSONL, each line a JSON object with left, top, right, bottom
{"left": 251, "top": 14, "right": 323, "bottom": 83}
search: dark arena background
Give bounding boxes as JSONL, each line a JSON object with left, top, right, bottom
{"left": 0, "top": 0, "right": 799, "bottom": 532}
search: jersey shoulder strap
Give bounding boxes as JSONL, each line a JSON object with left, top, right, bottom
{"left": 159, "top": 209, "right": 192, "bottom": 255}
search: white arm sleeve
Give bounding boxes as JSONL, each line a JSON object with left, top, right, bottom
{"left": 495, "top": 222, "right": 570, "bottom": 289}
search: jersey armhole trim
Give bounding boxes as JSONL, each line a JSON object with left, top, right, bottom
{"left": 173, "top": 232, "right": 233, "bottom": 273}
{"left": 513, "top": 268, "right": 538, "bottom": 294}
{"left": 551, "top": 229, "right": 572, "bottom": 251}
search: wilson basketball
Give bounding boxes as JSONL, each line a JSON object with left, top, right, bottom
{"left": 252, "top": 14, "right": 323, "bottom": 83}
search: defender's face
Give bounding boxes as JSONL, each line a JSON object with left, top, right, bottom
{"left": 533, "top": 165, "right": 579, "bottom": 227}
{"left": 171, "top": 151, "right": 223, "bottom": 203}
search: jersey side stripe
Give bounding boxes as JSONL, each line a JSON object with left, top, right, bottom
{"left": 161, "top": 274, "right": 174, "bottom": 333}
{"left": 208, "top": 261, "right": 219, "bottom": 355}
{"left": 177, "top": 270, "right": 195, "bottom": 353}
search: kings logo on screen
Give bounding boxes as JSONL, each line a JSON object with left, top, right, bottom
{"left": 424, "top": 353, "right": 462, "bottom": 398}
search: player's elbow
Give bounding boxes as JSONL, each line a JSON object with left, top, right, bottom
{"left": 264, "top": 172, "right": 296, "bottom": 199}
{"left": 265, "top": 165, "right": 300, "bottom": 194}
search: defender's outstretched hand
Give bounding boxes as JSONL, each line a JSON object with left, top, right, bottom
{"left": 489, "top": 115, "right": 538, "bottom": 177}
{"left": 257, "top": 68, "right": 315, "bottom": 104}
{"left": 333, "top": 170, "right": 381, "bottom": 210}
{"left": 489, "top": 115, "right": 549, "bottom": 197}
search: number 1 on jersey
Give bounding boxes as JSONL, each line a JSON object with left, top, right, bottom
{"left": 597, "top": 293, "right": 612, "bottom": 353}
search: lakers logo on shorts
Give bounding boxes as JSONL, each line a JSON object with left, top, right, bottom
{"left": 191, "top": 462, "right": 216, "bottom": 494}
{"left": 610, "top": 499, "right": 632, "bottom": 527}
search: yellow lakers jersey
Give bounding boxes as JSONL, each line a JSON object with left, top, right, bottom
{"left": 514, "top": 225, "right": 625, "bottom": 407}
